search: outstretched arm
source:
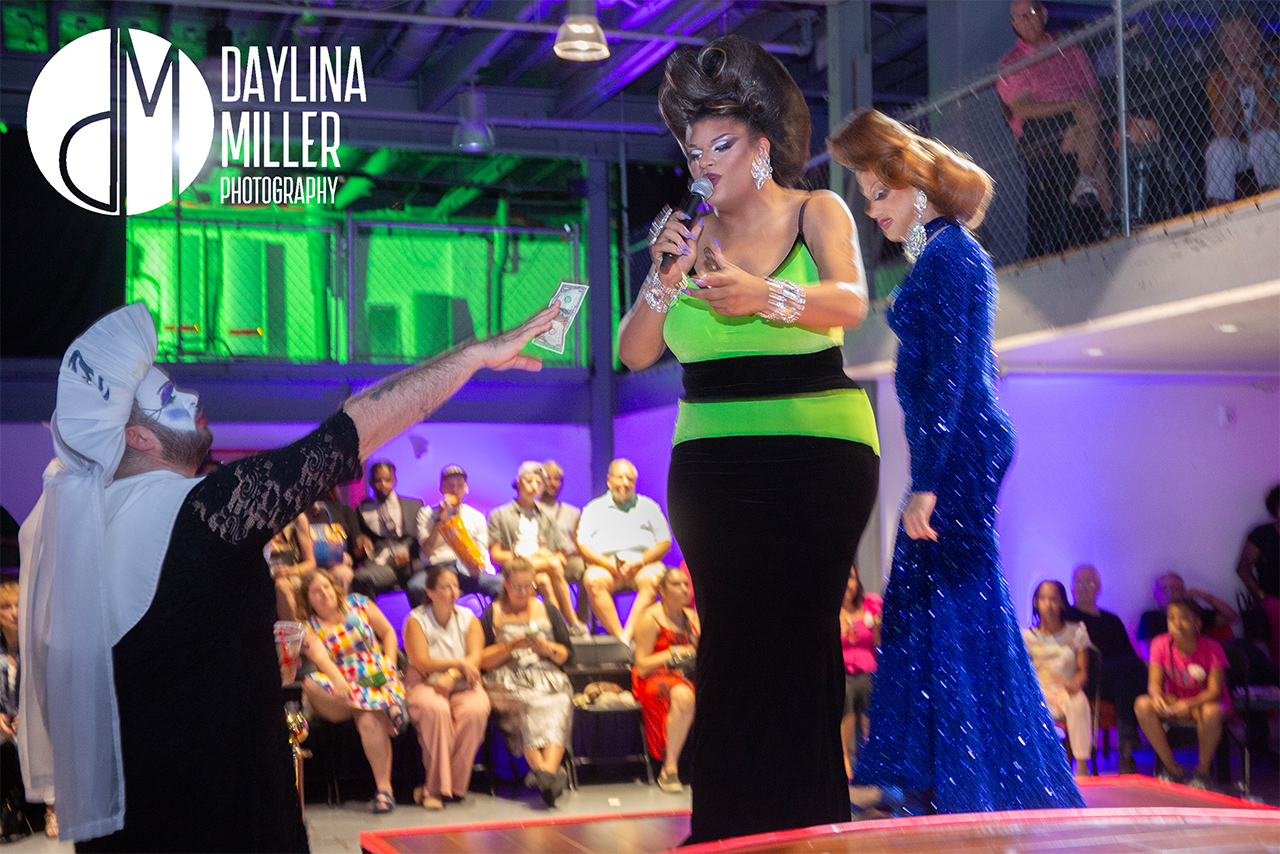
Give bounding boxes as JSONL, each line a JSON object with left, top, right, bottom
{"left": 344, "top": 307, "right": 557, "bottom": 459}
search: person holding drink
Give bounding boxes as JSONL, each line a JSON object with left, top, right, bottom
{"left": 479, "top": 558, "right": 575, "bottom": 807}
{"left": 415, "top": 465, "right": 501, "bottom": 607}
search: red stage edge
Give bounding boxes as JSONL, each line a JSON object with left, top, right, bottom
{"left": 357, "top": 777, "right": 1279, "bottom": 854}
{"left": 358, "top": 808, "right": 691, "bottom": 854}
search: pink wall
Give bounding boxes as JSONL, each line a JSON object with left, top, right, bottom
{"left": 612, "top": 404, "right": 681, "bottom": 565}
{"left": 0, "top": 420, "right": 593, "bottom": 529}
{"left": 996, "top": 373, "right": 1280, "bottom": 634}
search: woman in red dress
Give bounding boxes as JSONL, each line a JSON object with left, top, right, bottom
{"left": 632, "top": 567, "right": 700, "bottom": 793}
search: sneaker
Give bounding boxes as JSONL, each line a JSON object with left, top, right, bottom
{"left": 568, "top": 622, "right": 589, "bottom": 637}
{"left": 1070, "top": 175, "right": 1101, "bottom": 205}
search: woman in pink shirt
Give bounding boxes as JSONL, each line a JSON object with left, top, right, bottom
{"left": 840, "top": 567, "right": 882, "bottom": 781}
{"left": 1134, "top": 600, "right": 1228, "bottom": 789}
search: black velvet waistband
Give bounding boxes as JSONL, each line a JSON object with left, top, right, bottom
{"left": 681, "top": 347, "right": 859, "bottom": 402}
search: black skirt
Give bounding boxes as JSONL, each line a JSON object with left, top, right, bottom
{"left": 668, "top": 434, "right": 878, "bottom": 844}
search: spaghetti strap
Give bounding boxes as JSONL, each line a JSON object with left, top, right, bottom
{"left": 797, "top": 197, "right": 811, "bottom": 240}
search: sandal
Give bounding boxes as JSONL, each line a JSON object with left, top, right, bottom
{"left": 372, "top": 790, "right": 396, "bottom": 814}
{"left": 387, "top": 699, "right": 409, "bottom": 737}
{"left": 657, "top": 770, "right": 683, "bottom": 794}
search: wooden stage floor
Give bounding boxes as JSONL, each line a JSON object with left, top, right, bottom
{"left": 358, "top": 777, "right": 1280, "bottom": 854}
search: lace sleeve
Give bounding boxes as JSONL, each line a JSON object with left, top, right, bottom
{"left": 186, "top": 411, "right": 363, "bottom": 550}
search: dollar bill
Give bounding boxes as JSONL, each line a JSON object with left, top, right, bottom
{"left": 533, "top": 281, "right": 589, "bottom": 354}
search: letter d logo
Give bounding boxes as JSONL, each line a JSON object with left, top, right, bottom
{"left": 26, "top": 28, "right": 214, "bottom": 215}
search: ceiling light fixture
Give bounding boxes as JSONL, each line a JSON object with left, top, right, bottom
{"left": 1212, "top": 323, "right": 1240, "bottom": 333}
{"left": 1084, "top": 347, "right": 1105, "bottom": 357}
{"left": 554, "top": 0, "right": 610, "bottom": 62}
{"left": 451, "top": 81, "right": 495, "bottom": 152}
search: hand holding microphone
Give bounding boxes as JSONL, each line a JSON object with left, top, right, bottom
{"left": 650, "top": 177, "right": 715, "bottom": 278}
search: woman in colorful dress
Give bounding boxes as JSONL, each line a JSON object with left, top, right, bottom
{"left": 298, "top": 568, "right": 408, "bottom": 814}
{"left": 829, "top": 109, "right": 1084, "bottom": 813}
{"left": 618, "top": 34, "right": 879, "bottom": 843}
{"left": 479, "top": 558, "right": 575, "bottom": 807}
{"left": 1023, "top": 580, "right": 1093, "bottom": 777}
{"left": 840, "top": 567, "right": 882, "bottom": 781}
{"left": 631, "top": 566, "right": 700, "bottom": 794}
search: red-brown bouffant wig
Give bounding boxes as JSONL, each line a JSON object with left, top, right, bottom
{"left": 827, "top": 110, "right": 994, "bottom": 229}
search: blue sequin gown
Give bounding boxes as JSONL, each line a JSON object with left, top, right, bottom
{"left": 854, "top": 218, "right": 1084, "bottom": 813}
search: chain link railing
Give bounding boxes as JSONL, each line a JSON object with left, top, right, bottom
{"left": 126, "top": 215, "right": 585, "bottom": 366}
{"left": 831, "top": 0, "right": 1280, "bottom": 273}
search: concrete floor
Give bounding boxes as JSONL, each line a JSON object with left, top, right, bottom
{"left": 7, "top": 747, "right": 1274, "bottom": 854}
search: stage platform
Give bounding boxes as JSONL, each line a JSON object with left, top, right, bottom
{"left": 358, "top": 776, "right": 1279, "bottom": 854}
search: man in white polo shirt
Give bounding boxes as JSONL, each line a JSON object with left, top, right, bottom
{"left": 577, "top": 459, "right": 671, "bottom": 641}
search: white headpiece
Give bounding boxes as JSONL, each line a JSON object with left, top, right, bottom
{"left": 18, "top": 303, "right": 168, "bottom": 841}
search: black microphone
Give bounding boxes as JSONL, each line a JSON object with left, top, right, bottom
{"left": 659, "top": 177, "right": 715, "bottom": 274}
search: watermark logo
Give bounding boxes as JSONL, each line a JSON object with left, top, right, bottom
{"left": 27, "top": 28, "right": 214, "bottom": 215}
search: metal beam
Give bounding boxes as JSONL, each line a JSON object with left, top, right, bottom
{"left": 422, "top": 0, "right": 549, "bottom": 113}
{"left": 585, "top": 158, "right": 614, "bottom": 495}
{"left": 116, "top": 0, "right": 809, "bottom": 55}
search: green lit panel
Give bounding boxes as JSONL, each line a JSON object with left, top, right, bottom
{"left": 3, "top": 3, "right": 48, "bottom": 52}
{"left": 497, "top": 234, "right": 581, "bottom": 367}
{"left": 58, "top": 9, "right": 105, "bottom": 50}
{"left": 363, "top": 230, "right": 488, "bottom": 361}
{"left": 127, "top": 220, "right": 337, "bottom": 362}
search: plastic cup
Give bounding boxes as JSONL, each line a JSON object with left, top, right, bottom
{"left": 275, "top": 620, "right": 306, "bottom": 684}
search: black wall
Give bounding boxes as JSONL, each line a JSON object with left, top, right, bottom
{"left": 1, "top": 127, "right": 125, "bottom": 357}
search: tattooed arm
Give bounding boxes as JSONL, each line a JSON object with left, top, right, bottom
{"left": 343, "top": 307, "right": 557, "bottom": 459}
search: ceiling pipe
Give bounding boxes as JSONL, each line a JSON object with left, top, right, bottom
{"left": 212, "top": 103, "right": 667, "bottom": 134}
{"left": 119, "top": 0, "right": 810, "bottom": 56}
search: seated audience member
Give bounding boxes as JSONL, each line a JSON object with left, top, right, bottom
{"left": 403, "top": 565, "right": 491, "bottom": 810}
{"left": 1064, "top": 563, "right": 1148, "bottom": 774}
{"left": 307, "top": 491, "right": 360, "bottom": 583}
{"left": 480, "top": 559, "right": 575, "bottom": 806}
{"left": 275, "top": 496, "right": 361, "bottom": 621}
{"left": 1205, "top": 13, "right": 1280, "bottom": 206}
{"left": 577, "top": 459, "right": 672, "bottom": 642}
{"left": 840, "top": 566, "right": 881, "bottom": 781}
{"left": 297, "top": 569, "right": 409, "bottom": 814}
{"left": 489, "top": 462, "right": 586, "bottom": 636}
{"left": 0, "top": 582, "right": 56, "bottom": 838}
{"left": 1137, "top": 573, "right": 1239, "bottom": 659}
{"left": 997, "top": 0, "right": 1111, "bottom": 243}
{"left": 270, "top": 514, "right": 316, "bottom": 622}
{"left": 415, "top": 465, "right": 502, "bottom": 607}
{"left": 539, "top": 460, "right": 588, "bottom": 620}
{"left": 1023, "top": 581, "right": 1093, "bottom": 777}
{"left": 632, "top": 566, "right": 700, "bottom": 794}
{"left": 1134, "top": 600, "right": 1228, "bottom": 788}
{"left": 1235, "top": 484, "right": 1280, "bottom": 664}
{"left": 354, "top": 461, "right": 424, "bottom": 599}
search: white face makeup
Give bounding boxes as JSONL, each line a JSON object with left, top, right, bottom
{"left": 135, "top": 366, "right": 201, "bottom": 433}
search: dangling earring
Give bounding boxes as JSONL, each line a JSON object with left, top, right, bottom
{"left": 904, "top": 190, "right": 928, "bottom": 264}
{"left": 751, "top": 151, "right": 773, "bottom": 189}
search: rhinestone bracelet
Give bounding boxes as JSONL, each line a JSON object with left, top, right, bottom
{"left": 758, "top": 277, "right": 806, "bottom": 323}
{"left": 642, "top": 268, "right": 682, "bottom": 314}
